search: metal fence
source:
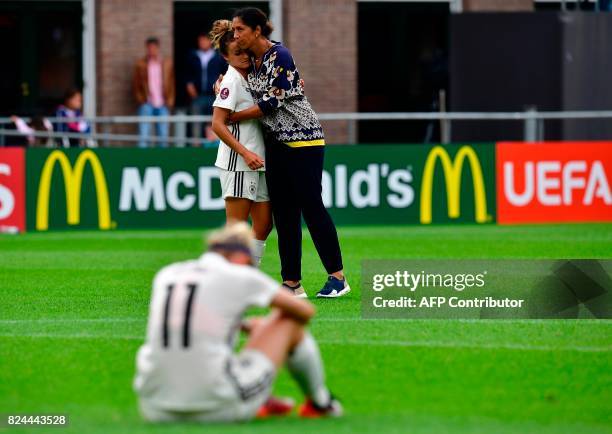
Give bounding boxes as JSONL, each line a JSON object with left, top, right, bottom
{"left": 2, "top": 109, "right": 612, "bottom": 147}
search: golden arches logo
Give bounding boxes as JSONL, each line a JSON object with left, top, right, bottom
{"left": 420, "top": 146, "right": 488, "bottom": 224}
{"left": 36, "top": 150, "right": 111, "bottom": 231}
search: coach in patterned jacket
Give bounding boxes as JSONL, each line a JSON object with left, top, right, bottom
{"left": 227, "top": 7, "right": 350, "bottom": 299}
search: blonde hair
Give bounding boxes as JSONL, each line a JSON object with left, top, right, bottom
{"left": 207, "top": 221, "right": 254, "bottom": 255}
{"left": 209, "top": 19, "right": 234, "bottom": 55}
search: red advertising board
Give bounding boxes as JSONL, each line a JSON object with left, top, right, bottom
{"left": 497, "top": 142, "right": 612, "bottom": 224}
{"left": 0, "top": 148, "right": 26, "bottom": 232}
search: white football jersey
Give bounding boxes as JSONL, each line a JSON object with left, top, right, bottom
{"left": 214, "top": 66, "right": 265, "bottom": 172}
{"left": 134, "top": 252, "right": 279, "bottom": 411}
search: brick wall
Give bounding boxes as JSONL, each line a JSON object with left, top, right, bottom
{"left": 463, "top": 0, "right": 533, "bottom": 12}
{"left": 95, "top": 0, "right": 358, "bottom": 144}
{"left": 283, "top": 0, "right": 358, "bottom": 144}
{"left": 96, "top": 0, "right": 173, "bottom": 135}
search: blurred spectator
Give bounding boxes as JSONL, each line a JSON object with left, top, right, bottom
{"left": 186, "top": 32, "right": 226, "bottom": 145}
{"left": 55, "top": 88, "right": 91, "bottom": 148}
{"left": 8, "top": 115, "right": 53, "bottom": 147}
{"left": 133, "top": 37, "right": 175, "bottom": 148}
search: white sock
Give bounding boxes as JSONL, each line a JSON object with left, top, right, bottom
{"left": 287, "top": 331, "right": 331, "bottom": 408}
{"left": 252, "top": 239, "right": 266, "bottom": 268}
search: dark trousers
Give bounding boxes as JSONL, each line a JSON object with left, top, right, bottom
{"left": 265, "top": 139, "right": 343, "bottom": 281}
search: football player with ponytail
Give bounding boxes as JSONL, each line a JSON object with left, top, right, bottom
{"left": 210, "top": 20, "right": 271, "bottom": 268}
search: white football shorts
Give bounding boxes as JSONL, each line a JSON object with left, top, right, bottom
{"left": 219, "top": 170, "right": 269, "bottom": 202}
{"left": 138, "top": 349, "right": 275, "bottom": 423}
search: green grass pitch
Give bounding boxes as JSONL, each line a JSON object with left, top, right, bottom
{"left": 1, "top": 224, "right": 611, "bottom": 434}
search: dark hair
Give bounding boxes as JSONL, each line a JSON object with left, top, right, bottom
{"left": 30, "top": 116, "right": 47, "bottom": 131}
{"left": 63, "top": 87, "right": 81, "bottom": 103}
{"left": 145, "top": 36, "right": 160, "bottom": 46}
{"left": 197, "top": 31, "right": 210, "bottom": 39}
{"left": 232, "top": 7, "right": 273, "bottom": 38}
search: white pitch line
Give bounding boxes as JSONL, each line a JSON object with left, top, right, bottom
{"left": 320, "top": 339, "right": 612, "bottom": 353}
{"left": 0, "top": 333, "right": 143, "bottom": 340}
{"left": 1, "top": 317, "right": 610, "bottom": 325}
{"left": 0, "top": 318, "right": 143, "bottom": 324}
{"left": 0, "top": 333, "right": 609, "bottom": 353}
{"left": 315, "top": 318, "right": 612, "bottom": 324}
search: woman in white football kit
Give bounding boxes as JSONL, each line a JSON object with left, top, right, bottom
{"left": 134, "top": 223, "right": 343, "bottom": 422}
{"left": 210, "top": 20, "right": 271, "bottom": 267}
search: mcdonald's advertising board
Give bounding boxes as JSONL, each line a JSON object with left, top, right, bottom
{"left": 26, "top": 148, "right": 227, "bottom": 231}
{"left": 321, "top": 143, "right": 496, "bottom": 226}
{"left": 497, "top": 142, "right": 612, "bottom": 224}
{"left": 24, "top": 144, "right": 496, "bottom": 231}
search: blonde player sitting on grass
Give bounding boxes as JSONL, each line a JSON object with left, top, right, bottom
{"left": 210, "top": 20, "right": 271, "bottom": 268}
{"left": 134, "top": 222, "right": 343, "bottom": 422}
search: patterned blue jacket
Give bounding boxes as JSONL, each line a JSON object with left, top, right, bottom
{"left": 247, "top": 42, "right": 325, "bottom": 147}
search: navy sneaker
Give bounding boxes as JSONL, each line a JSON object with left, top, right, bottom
{"left": 316, "top": 276, "right": 351, "bottom": 298}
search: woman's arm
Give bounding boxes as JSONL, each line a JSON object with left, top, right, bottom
{"left": 227, "top": 50, "right": 299, "bottom": 124}
{"left": 269, "top": 289, "right": 316, "bottom": 324}
{"left": 212, "top": 107, "right": 264, "bottom": 170}
{"left": 228, "top": 105, "right": 264, "bottom": 124}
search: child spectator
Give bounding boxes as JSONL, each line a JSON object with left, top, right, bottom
{"left": 55, "top": 88, "right": 91, "bottom": 147}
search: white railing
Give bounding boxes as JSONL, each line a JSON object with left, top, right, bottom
{"left": 1, "top": 109, "right": 612, "bottom": 146}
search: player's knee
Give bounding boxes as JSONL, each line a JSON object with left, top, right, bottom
{"left": 273, "top": 313, "right": 306, "bottom": 347}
